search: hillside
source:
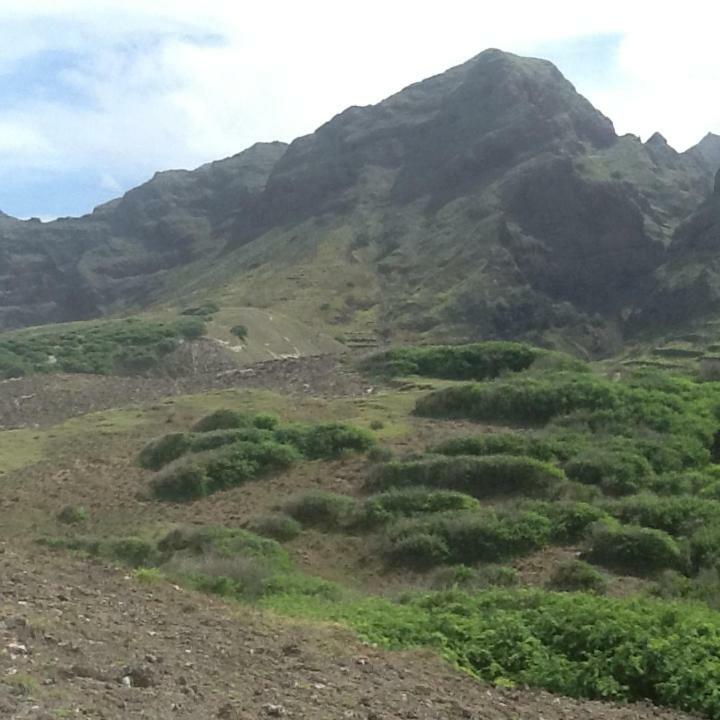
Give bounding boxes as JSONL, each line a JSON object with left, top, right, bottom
{"left": 0, "top": 49, "right": 718, "bottom": 355}
{"left": 3, "top": 342, "right": 720, "bottom": 719}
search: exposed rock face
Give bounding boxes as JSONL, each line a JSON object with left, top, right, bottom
{"left": 0, "top": 49, "right": 718, "bottom": 350}
{"left": 686, "top": 133, "right": 720, "bottom": 174}
{"left": 0, "top": 142, "right": 287, "bottom": 330}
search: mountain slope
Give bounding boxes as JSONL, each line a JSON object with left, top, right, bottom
{"left": 0, "top": 142, "right": 287, "bottom": 330}
{"left": 0, "top": 50, "right": 718, "bottom": 353}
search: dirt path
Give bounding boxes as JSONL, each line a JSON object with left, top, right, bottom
{"left": 0, "top": 545, "right": 697, "bottom": 720}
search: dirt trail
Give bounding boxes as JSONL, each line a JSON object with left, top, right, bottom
{"left": 0, "top": 355, "right": 370, "bottom": 430}
{"left": 0, "top": 545, "right": 697, "bottom": 720}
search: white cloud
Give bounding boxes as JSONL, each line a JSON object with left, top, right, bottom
{"left": 0, "top": 0, "right": 717, "bottom": 216}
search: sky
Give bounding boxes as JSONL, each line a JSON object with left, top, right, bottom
{"left": 0, "top": 1, "right": 718, "bottom": 219}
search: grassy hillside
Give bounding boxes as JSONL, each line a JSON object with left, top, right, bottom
{"left": 6, "top": 340, "right": 720, "bottom": 717}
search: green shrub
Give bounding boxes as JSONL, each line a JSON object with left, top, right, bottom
{"left": 384, "top": 532, "right": 451, "bottom": 568}
{"left": 230, "top": 324, "right": 248, "bottom": 339}
{"left": 360, "top": 488, "right": 480, "bottom": 527}
{"left": 361, "top": 342, "right": 543, "bottom": 380}
{"left": 367, "top": 446, "right": 394, "bottom": 463}
{"left": 284, "top": 491, "right": 358, "bottom": 530}
{"left": 192, "top": 410, "right": 278, "bottom": 433}
{"left": 415, "top": 373, "right": 621, "bottom": 425}
{"left": 151, "top": 462, "right": 209, "bottom": 501}
{"left": 109, "top": 538, "right": 157, "bottom": 568}
{"left": 56, "top": 505, "right": 88, "bottom": 525}
{"left": 369, "top": 454, "right": 565, "bottom": 499}
{"left": 138, "top": 433, "right": 193, "bottom": 470}
{"left": 0, "top": 316, "right": 206, "bottom": 378}
{"left": 247, "top": 513, "right": 302, "bottom": 542}
{"left": 203, "top": 441, "right": 299, "bottom": 493}
{"left": 0, "top": 347, "right": 28, "bottom": 378}
{"left": 275, "top": 422, "right": 375, "bottom": 458}
{"left": 547, "top": 559, "right": 608, "bottom": 594}
{"left": 189, "top": 428, "right": 275, "bottom": 453}
{"left": 584, "top": 521, "right": 684, "bottom": 575}
{"left": 310, "top": 590, "right": 720, "bottom": 718}
{"left": 431, "top": 433, "right": 565, "bottom": 462}
{"left": 524, "top": 501, "right": 609, "bottom": 542}
{"left": 604, "top": 494, "right": 720, "bottom": 536}
{"left": 175, "top": 317, "right": 206, "bottom": 339}
{"left": 688, "top": 525, "right": 720, "bottom": 573}
{"left": 564, "top": 449, "right": 654, "bottom": 496}
{"left": 384, "top": 510, "right": 551, "bottom": 567}
{"left": 414, "top": 372, "right": 720, "bottom": 464}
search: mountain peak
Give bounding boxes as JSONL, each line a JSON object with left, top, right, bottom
{"left": 686, "top": 132, "right": 720, "bottom": 173}
{"left": 646, "top": 131, "right": 671, "bottom": 147}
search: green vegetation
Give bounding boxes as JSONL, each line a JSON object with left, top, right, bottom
{"left": 564, "top": 448, "right": 654, "bottom": 495}
{"left": 192, "top": 409, "right": 278, "bottom": 432}
{"left": 368, "top": 454, "right": 566, "bottom": 499}
{"left": 230, "top": 324, "right": 248, "bottom": 340}
{"left": 284, "top": 491, "right": 359, "bottom": 530}
{"left": 547, "top": 559, "right": 608, "bottom": 594}
{"left": 360, "top": 488, "right": 480, "bottom": 526}
{"left": 141, "top": 411, "right": 375, "bottom": 501}
{"left": 361, "top": 342, "right": 588, "bottom": 381}
{"left": 246, "top": 513, "right": 302, "bottom": 542}
{"left": 0, "top": 316, "right": 205, "bottom": 378}
{"left": 584, "top": 521, "right": 684, "bottom": 575}
{"left": 56, "top": 505, "right": 88, "bottom": 525}
{"left": 383, "top": 509, "right": 552, "bottom": 568}
{"left": 151, "top": 441, "right": 299, "bottom": 501}
{"left": 276, "top": 590, "right": 720, "bottom": 719}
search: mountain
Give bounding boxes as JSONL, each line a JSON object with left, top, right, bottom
{"left": 0, "top": 49, "right": 718, "bottom": 353}
{"left": 0, "top": 142, "right": 286, "bottom": 329}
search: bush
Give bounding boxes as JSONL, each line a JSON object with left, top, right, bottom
{"left": 383, "top": 510, "right": 552, "bottom": 568}
{"left": 584, "top": 521, "right": 684, "bottom": 575}
{"left": 0, "top": 316, "right": 206, "bottom": 378}
{"left": 414, "top": 372, "right": 720, "bottom": 462}
{"left": 151, "top": 463, "right": 209, "bottom": 501}
{"left": 431, "top": 433, "right": 566, "bottom": 462}
{"left": 56, "top": 505, "right": 88, "bottom": 525}
{"left": 688, "top": 525, "right": 720, "bottom": 573}
{"left": 415, "top": 373, "right": 621, "bottom": 425}
{"left": 604, "top": 494, "right": 720, "bottom": 536}
{"left": 247, "top": 513, "right": 302, "bottom": 542}
{"left": 524, "top": 501, "right": 609, "bottom": 542}
{"left": 203, "top": 441, "right": 299, "bottom": 493}
{"left": 317, "top": 590, "right": 720, "bottom": 718}
{"left": 361, "top": 342, "right": 542, "bottom": 380}
{"left": 230, "top": 324, "right": 248, "bottom": 340}
{"left": 360, "top": 488, "right": 480, "bottom": 527}
{"left": 189, "top": 428, "right": 275, "bottom": 453}
{"left": 367, "top": 446, "right": 394, "bottom": 463}
{"left": 138, "top": 433, "right": 193, "bottom": 470}
{"left": 275, "top": 422, "right": 375, "bottom": 458}
{"left": 369, "top": 454, "right": 565, "bottom": 499}
{"left": 175, "top": 317, "right": 206, "bottom": 339}
{"left": 564, "top": 449, "right": 654, "bottom": 496}
{"left": 547, "top": 559, "right": 608, "bottom": 594}
{"left": 192, "top": 410, "right": 278, "bottom": 433}
{"left": 284, "top": 491, "right": 358, "bottom": 530}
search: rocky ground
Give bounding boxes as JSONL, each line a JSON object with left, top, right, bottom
{"left": 0, "top": 353, "right": 371, "bottom": 430}
{"left": 0, "top": 544, "right": 698, "bottom": 720}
